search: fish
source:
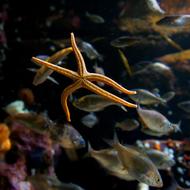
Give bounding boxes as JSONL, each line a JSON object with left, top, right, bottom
{"left": 50, "top": 123, "right": 85, "bottom": 161}
{"left": 177, "top": 101, "right": 190, "bottom": 113}
{"left": 141, "top": 127, "right": 168, "bottom": 137}
{"left": 115, "top": 118, "right": 139, "bottom": 131}
{"left": 85, "top": 12, "right": 105, "bottom": 24}
{"left": 72, "top": 94, "right": 128, "bottom": 112}
{"left": 128, "top": 89, "right": 174, "bottom": 106}
{"left": 118, "top": 49, "right": 132, "bottom": 77}
{"left": 6, "top": 112, "right": 53, "bottom": 135}
{"left": 88, "top": 143, "right": 134, "bottom": 181}
{"left": 156, "top": 50, "right": 190, "bottom": 64}
{"left": 31, "top": 47, "right": 73, "bottom": 86}
{"left": 137, "top": 106, "right": 181, "bottom": 135}
{"left": 105, "top": 134, "right": 163, "bottom": 187}
{"left": 110, "top": 36, "right": 142, "bottom": 48}
{"left": 156, "top": 15, "right": 190, "bottom": 28}
{"left": 93, "top": 63, "right": 105, "bottom": 86}
{"left": 144, "top": 149, "right": 175, "bottom": 170}
{"left": 81, "top": 112, "right": 99, "bottom": 128}
{"left": 28, "top": 174, "right": 85, "bottom": 190}
{"left": 27, "top": 68, "right": 59, "bottom": 85}
{"left": 81, "top": 41, "right": 103, "bottom": 61}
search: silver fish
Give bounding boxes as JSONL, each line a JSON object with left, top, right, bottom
{"left": 28, "top": 174, "right": 85, "bottom": 190}
{"left": 88, "top": 144, "right": 134, "bottom": 181}
{"left": 115, "top": 118, "right": 139, "bottom": 131}
{"left": 156, "top": 15, "right": 190, "bottom": 28}
{"left": 72, "top": 94, "right": 127, "bottom": 112}
{"left": 128, "top": 89, "right": 167, "bottom": 105}
{"left": 177, "top": 101, "right": 190, "bottom": 113}
{"left": 32, "top": 47, "right": 72, "bottom": 86}
{"left": 85, "top": 12, "right": 105, "bottom": 24}
{"left": 137, "top": 106, "right": 181, "bottom": 134}
{"left": 144, "top": 149, "right": 175, "bottom": 170}
{"left": 81, "top": 112, "right": 99, "bottom": 128}
{"left": 106, "top": 134, "right": 163, "bottom": 187}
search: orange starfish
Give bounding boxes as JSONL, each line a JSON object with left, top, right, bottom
{"left": 31, "top": 33, "right": 137, "bottom": 122}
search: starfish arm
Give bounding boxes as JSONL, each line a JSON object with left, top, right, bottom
{"left": 86, "top": 73, "right": 136, "bottom": 95}
{"left": 70, "top": 33, "right": 88, "bottom": 76}
{"left": 61, "top": 80, "right": 82, "bottom": 122}
{"left": 83, "top": 80, "right": 137, "bottom": 108}
{"left": 31, "top": 57, "right": 79, "bottom": 80}
{"left": 47, "top": 47, "right": 73, "bottom": 63}
{"left": 33, "top": 47, "right": 73, "bottom": 86}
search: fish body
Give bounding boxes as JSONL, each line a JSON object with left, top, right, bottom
{"left": 81, "top": 41, "right": 103, "bottom": 61}
{"left": 115, "top": 118, "right": 139, "bottom": 131}
{"left": 129, "top": 89, "right": 166, "bottom": 105}
{"left": 32, "top": 47, "right": 72, "bottom": 86}
{"left": 72, "top": 94, "right": 126, "bottom": 112}
{"left": 137, "top": 106, "right": 179, "bottom": 134}
{"left": 113, "top": 142, "right": 163, "bottom": 187}
{"left": 110, "top": 36, "right": 141, "bottom": 48}
{"left": 144, "top": 149, "right": 175, "bottom": 169}
{"left": 156, "top": 15, "right": 190, "bottom": 28}
{"left": 89, "top": 146, "right": 134, "bottom": 181}
{"left": 177, "top": 101, "right": 190, "bottom": 113}
{"left": 28, "top": 174, "right": 85, "bottom": 190}
{"left": 85, "top": 12, "right": 105, "bottom": 24}
{"left": 81, "top": 113, "right": 99, "bottom": 128}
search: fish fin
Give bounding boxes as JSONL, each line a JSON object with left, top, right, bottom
{"left": 173, "top": 120, "right": 182, "bottom": 133}
{"left": 47, "top": 76, "right": 59, "bottom": 85}
{"left": 161, "top": 91, "right": 175, "bottom": 102}
{"left": 103, "top": 131, "right": 119, "bottom": 147}
{"left": 120, "top": 105, "right": 128, "bottom": 112}
{"left": 83, "top": 141, "right": 93, "bottom": 158}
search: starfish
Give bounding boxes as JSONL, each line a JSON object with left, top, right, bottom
{"left": 31, "top": 33, "right": 137, "bottom": 122}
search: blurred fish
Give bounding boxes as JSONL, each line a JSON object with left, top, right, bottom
{"left": 4, "top": 100, "right": 29, "bottom": 116}
{"left": 85, "top": 12, "right": 105, "bottom": 24}
{"left": 31, "top": 47, "right": 73, "bottom": 86}
{"left": 27, "top": 68, "right": 59, "bottom": 85}
{"left": 118, "top": 49, "right": 132, "bottom": 77}
{"left": 115, "top": 118, "right": 139, "bottom": 131}
{"left": 81, "top": 112, "right": 99, "bottom": 128}
{"left": 81, "top": 41, "right": 103, "bottom": 61}
{"left": 93, "top": 63, "right": 105, "bottom": 86}
{"left": 50, "top": 123, "right": 85, "bottom": 161}
{"left": 137, "top": 106, "right": 181, "bottom": 135}
{"left": 53, "top": 38, "right": 103, "bottom": 61}
{"left": 141, "top": 127, "right": 168, "bottom": 137}
{"left": 128, "top": 89, "right": 174, "bottom": 105}
{"left": 110, "top": 36, "right": 141, "bottom": 48}
{"left": 144, "top": 149, "right": 175, "bottom": 169}
{"left": 157, "top": 50, "right": 190, "bottom": 64}
{"left": 28, "top": 174, "right": 85, "bottom": 190}
{"left": 177, "top": 101, "right": 190, "bottom": 113}
{"left": 72, "top": 94, "right": 128, "bottom": 112}
{"left": 105, "top": 134, "right": 163, "bottom": 187}
{"left": 88, "top": 144, "right": 134, "bottom": 181}
{"left": 156, "top": 15, "right": 190, "bottom": 28}
{"left": 6, "top": 112, "right": 53, "bottom": 135}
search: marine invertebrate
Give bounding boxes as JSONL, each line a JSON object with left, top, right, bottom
{"left": 32, "top": 33, "right": 137, "bottom": 122}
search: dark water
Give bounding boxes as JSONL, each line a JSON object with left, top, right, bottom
{"left": 1, "top": 0, "right": 190, "bottom": 190}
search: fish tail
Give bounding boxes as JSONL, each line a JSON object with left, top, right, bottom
{"left": 83, "top": 141, "right": 93, "bottom": 158}
{"left": 173, "top": 120, "right": 182, "bottom": 133}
